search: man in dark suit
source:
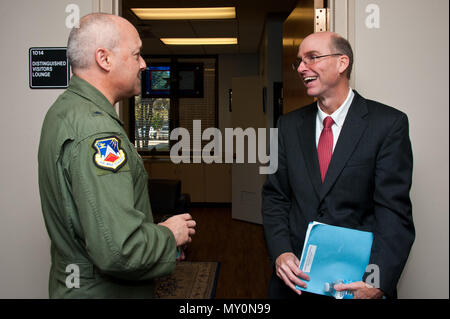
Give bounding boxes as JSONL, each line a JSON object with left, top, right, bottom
{"left": 262, "top": 31, "right": 415, "bottom": 299}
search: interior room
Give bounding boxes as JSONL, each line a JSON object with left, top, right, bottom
{"left": 119, "top": 0, "right": 304, "bottom": 298}
{"left": 0, "top": 0, "right": 448, "bottom": 300}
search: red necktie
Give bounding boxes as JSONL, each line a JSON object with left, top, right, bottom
{"left": 318, "top": 116, "right": 334, "bottom": 183}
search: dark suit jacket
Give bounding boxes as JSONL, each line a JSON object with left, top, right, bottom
{"left": 262, "top": 90, "right": 415, "bottom": 298}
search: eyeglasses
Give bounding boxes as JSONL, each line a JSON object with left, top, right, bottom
{"left": 291, "top": 53, "right": 343, "bottom": 70}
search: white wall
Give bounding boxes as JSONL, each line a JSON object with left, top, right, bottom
{"left": 333, "top": 0, "right": 449, "bottom": 298}
{"left": 0, "top": 0, "right": 117, "bottom": 299}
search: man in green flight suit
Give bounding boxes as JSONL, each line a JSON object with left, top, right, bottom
{"left": 38, "top": 13, "right": 196, "bottom": 298}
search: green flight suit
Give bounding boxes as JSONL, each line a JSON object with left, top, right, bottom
{"left": 38, "top": 75, "right": 176, "bottom": 298}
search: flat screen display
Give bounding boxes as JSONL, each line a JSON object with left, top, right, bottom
{"left": 142, "top": 66, "right": 170, "bottom": 97}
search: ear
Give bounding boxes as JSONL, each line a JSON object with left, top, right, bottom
{"left": 337, "top": 55, "right": 350, "bottom": 76}
{"left": 94, "top": 48, "right": 112, "bottom": 72}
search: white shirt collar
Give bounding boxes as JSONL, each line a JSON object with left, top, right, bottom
{"left": 317, "top": 88, "right": 354, "bottom": 128}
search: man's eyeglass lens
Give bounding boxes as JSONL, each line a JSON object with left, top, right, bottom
{"left": 291, "top": 53, "right": 343, "bottom": 70}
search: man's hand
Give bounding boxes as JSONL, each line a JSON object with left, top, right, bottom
{"left": 158, "top": 213, "right": 196, "bottom": 247}
{"left": 334, "top": 281, "right": 384, "bottom": 299}
{"left": 275, "top": 252, "right": 310, "bottom": 295}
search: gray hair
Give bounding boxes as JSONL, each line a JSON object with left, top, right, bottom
{"left": 67, "top": 13, "right": 119, "bottom": 70}
{"left": 330, "top": 34, "right": 353, "bottom": 79}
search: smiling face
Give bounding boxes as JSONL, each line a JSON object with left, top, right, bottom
{"left": 296, "top": 32, "right": 349, "bottom": 99}
{"left": 110, "top": 18, "right": 146, "bottom": 99}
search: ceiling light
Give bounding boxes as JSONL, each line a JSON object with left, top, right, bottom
{"left": 131, "top": 7, "right": 236, "bottom": 20}
{"left": 160, "top": 38, "right": 238, "bottom": 45}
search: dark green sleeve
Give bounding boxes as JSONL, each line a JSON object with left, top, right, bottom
{"left": 70, "top": 134, "right": 176, "bottom": 281}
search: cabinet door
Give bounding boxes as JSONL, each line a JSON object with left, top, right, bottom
{"left": 231, "top": 76, "right": 266, "bottom": 224}
{"left": 148, "top": 161, "right": 178, "bottom": 179}
{"left": 179, "top": 163, "right": 205, "bottom": 202}
{"left": 204, "top": 164, "right": 232, "bottom": 203}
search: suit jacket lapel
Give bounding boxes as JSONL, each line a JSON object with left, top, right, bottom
{"left": 297, "top": 105, "right": 322, "bottom": 199}
{"left": 319, "top": 91, "right": 369, "bottom": 202}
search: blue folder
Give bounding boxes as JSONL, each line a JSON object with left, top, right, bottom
{"left": 296, "top": 222, "right": 373, "bottom": 298}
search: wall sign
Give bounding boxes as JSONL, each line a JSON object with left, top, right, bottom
{"left": 29, "top": 47, "right": 70, "bottom": 89}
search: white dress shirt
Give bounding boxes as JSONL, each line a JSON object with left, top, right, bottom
{"left": 315, "top": 88, "right": 355, "bottom": 152}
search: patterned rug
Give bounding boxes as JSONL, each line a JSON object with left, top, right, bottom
{"left": 154, "top": 261, "right": 220, "bottom": 299}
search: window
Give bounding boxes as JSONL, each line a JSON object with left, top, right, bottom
{"left": 130, "top": 56, "right": 217, "bottom": 154}
{"left": 134, "top": 96, "right": 170, "bottom": 151}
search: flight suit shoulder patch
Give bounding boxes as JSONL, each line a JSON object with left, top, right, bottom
{"left": 92, "top": 136, "right": 127, "bottom": 172}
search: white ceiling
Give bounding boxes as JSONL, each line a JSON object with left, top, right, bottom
{"left": 121, "top": 0, "right": 298, "bottom": 55}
